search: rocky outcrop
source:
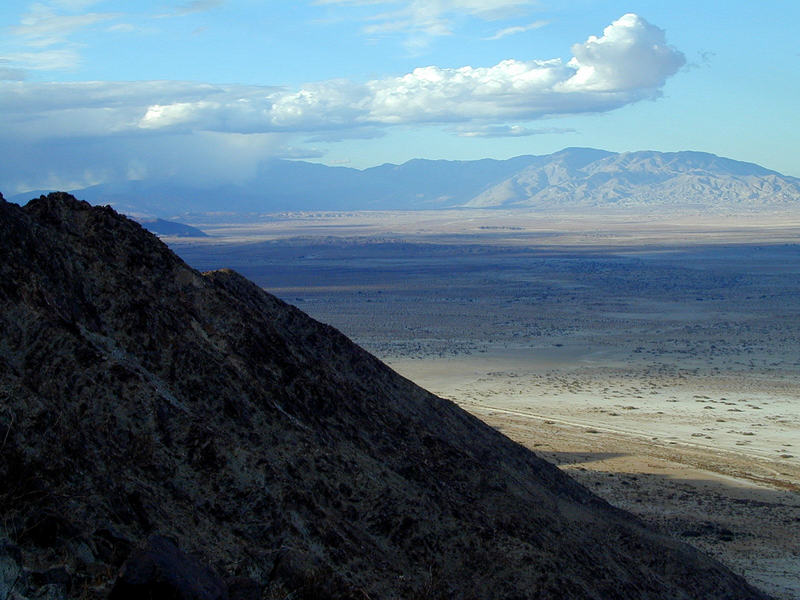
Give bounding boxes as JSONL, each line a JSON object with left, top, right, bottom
{"left": 0, "top": 193, "right": 773, "bottom": 599}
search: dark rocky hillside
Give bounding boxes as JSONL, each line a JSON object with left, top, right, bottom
{"left": 0, "top": 192, "right": 772, "bottom": 599}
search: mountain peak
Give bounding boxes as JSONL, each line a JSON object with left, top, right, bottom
{"left": 465, "top": 149, "right": 800, "bottom": 209}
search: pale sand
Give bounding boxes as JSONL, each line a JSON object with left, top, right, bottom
{"left": 388, "top": 352, "right": 800, "bottom": 600}
{"left": 184, "top": 209, "right": 800, "bottom": 246}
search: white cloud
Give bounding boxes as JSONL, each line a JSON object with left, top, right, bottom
{"left": 49, "top": 0, "right": 106, "bottom": 10}
{"left": 11, "top": 4, "right": 117, "bottom": 48}
{"left": 1, "top": 49, "right": 82, "bottom": 72}
{"left": 1, "top": 2, "right": 120, "bottom": 73}
{"left": 1, "top": 1, "right": 224, "bottom": 76}
{"left": 319, "top": 0, "right": 537, "bottom": 18}
{"left": 107, "top": 23, "right": 137, "bottom": 33}
{"left": 174, "top": 0, "right": 226, "bottom": 15}
{"left": 156, "top": 0, "right": 227, "bottom": 18}
{"left": 0, "top": 60, "right": 27, "bottom": 81}
{"left": 0, "top": 13, "right": 685, "bottom": 192}
{"left": 484, "top": 20, "right": 548, "bottom": 40}
{"left": 0, "top": 80, "right": 239, "bottom": 134}
{"left": 127, "top": 14, "right": 682, "bottom": 135}
{"left": 455, "top": 124, "right": 576, "bottom": 137}
{"left": 559, "top": 13, "right": 685, "bottom": 92}
{"left": 319, "top": 0, "right": 538, "bottom": 43}
{"left": 1, "top": 14, "right": 683, "bottom": 138}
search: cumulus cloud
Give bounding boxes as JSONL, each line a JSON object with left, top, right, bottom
{"left": 2, "top": 12, "right": 682, "bottom": 137}
{"left": 0, "top": 80, "right": 250, "bottom": 139}
{"left": 124, "top": 15, "right": 683, "bottom": 134}
{"left": 0, "top": 13, "right": 685, "bottom": 192}
{"left": 559, "top": 13, "right": 685, "bottom": 92}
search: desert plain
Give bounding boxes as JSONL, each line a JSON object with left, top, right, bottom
{"left": 170, "top": 208, "right": 800, "bottom": 599}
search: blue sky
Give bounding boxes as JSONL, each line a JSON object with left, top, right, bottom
{"left": 1, "top": 0, "right": 798, "bottom": 194}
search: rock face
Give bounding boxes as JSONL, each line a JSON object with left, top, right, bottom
{"left": 108, "top": 535, "right": 227, "bottom": 600}
{"left": 0, "top": 193, "right": 773, "bottom": 599}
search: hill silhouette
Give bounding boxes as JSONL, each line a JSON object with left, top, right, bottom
{"left": 0, "top": 192, "right": 772, "bottom": 599}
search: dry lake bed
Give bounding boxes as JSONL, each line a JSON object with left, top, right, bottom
{"left": 169, "top": 209, "right": 800, "bottom": 599}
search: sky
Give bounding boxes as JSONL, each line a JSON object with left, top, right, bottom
{"left": 1, "top": 0, "right": 798, "bottom": 194}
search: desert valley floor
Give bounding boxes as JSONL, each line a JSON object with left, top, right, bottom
{"left": 169, "top": 209, "right": 800, "bottom": 600}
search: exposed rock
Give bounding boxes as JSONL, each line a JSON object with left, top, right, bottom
{"left": 20, "top": 511, "right": 79, "bottom": 548}
{"left": 0, "top": 542, "right": 24, "bottom": 600}
{"left": 0, "top": 192, "right": 773, "bottom": 599}
{"left": 109, "top": 535, "right": 227, "bottom": 600}
{"left": 28, "top": 568, "right": 72, "bottom": 597}
{"left": 224, "top": 577, "right": 261, "bottom": 600}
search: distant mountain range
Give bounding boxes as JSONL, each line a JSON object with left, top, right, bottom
{"left": 10, "top": 148, "right": 800, "bottom": 217}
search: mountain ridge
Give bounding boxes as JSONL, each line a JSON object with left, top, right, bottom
{"left": 9, "top": 148, "right": 798, "bottom": 218}
{"left": 466, "top": 149, "right": 798, "bottom": 209}
{"left": 0, "top": 192, "right": 772, "bottom": 599}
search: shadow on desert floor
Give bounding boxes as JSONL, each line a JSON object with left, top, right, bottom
{"left": 528, "top": 445, "right": 800, "bottom": 600}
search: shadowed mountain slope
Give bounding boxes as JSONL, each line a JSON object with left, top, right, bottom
{"left": 138, "top": 218, "right": 209, "bottom": 238}
{"left": 0, "top": 192, "right": 772, "bottom": 599}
